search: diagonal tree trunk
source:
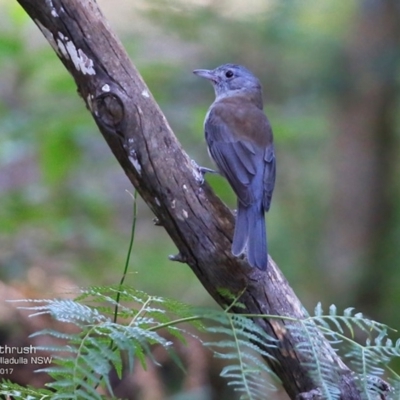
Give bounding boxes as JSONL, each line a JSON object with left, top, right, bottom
{"left": 14, "top": 0, "right": 388, "bottom": 398}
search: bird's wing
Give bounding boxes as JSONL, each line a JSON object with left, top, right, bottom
{"left": 263, "top": 144, "right": 276, "bottom": 211}
{"left": 207, "top": 134, "right": 257, "bottom": 206}
{"left": 205, "top": 110, "right": 270, "bottom": 207}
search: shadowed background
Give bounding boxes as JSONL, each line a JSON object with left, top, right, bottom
{"left": 0, "top": 0, "right": 399, "bottom": 398}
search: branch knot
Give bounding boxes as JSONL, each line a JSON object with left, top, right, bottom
{"left": 96, "top": 92, "right": 124, "bottom": 127}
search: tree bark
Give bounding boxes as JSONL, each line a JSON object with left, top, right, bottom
{"left": 14, "top": 0, "right": 387, "bottom": 399}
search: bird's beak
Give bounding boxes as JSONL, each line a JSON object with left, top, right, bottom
{"left": 193, "top": 69, "right": 217, "bottom": 83}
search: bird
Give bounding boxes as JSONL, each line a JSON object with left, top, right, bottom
{"left": 193, "top": 64, "right": 276, "bottom": 271}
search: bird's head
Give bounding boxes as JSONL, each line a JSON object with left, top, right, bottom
{"left": 193, "top": 64, "right": 262, "bottom": 104}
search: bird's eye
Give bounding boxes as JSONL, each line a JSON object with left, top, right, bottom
{"left": 225, "top": 70, "right": 234, "bottom": 78}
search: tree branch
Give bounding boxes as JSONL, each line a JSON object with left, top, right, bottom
{"left": 15, "top": 0, "right": 388, "bottom": 398}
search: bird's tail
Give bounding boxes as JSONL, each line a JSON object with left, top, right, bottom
{"left": 232, "top": 202, "right": 268, "bottom": 271}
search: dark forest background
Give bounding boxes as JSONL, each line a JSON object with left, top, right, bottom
{"left": 0, "top": 1, "right": 399, "bottom": 398}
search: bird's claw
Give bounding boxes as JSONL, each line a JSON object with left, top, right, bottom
{"left": 191, "top": 159, "right": 218, "bottom": 185}
{"left": 199, "top": 166, "right": 218, "bottom": 175}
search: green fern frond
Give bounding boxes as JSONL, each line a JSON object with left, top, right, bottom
{"left": 10, "top": 288, "right": 193, "bottom": 398}
{"left": 340, "top": 330, "right": 400, "bottom": 398}
{"left": 289, "top": 318, "right": 341, "bottom": 400}
{"left": 204, "top": 311, "right": 280, "bottom": 399}
{"left": 312, "top": 303, "right": 393, "bottom": 340}
{"left": 0, "top": 380, "right": 59, "bottom": 399}
{"left": 295, "top": 304, "right": 399, "bottom": 399}
{"left": 6, "top": 291, "right": 400, "bottom": 400}
{"left": 13, "top": 298, "right": 107, "bottom": 325}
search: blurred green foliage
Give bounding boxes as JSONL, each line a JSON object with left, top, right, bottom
{"left": 0, "top": 1, "right": 212, "bottom": 306}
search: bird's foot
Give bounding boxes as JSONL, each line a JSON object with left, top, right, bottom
{"left": 199, "top": 166, "right": 218, "bottom": 175}
{"left": 191, "top": 159, "right": 218, "bottom": 184}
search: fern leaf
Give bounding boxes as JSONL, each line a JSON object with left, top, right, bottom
{"left": 203, "top": 312, "right": 280, "bottom": 399}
